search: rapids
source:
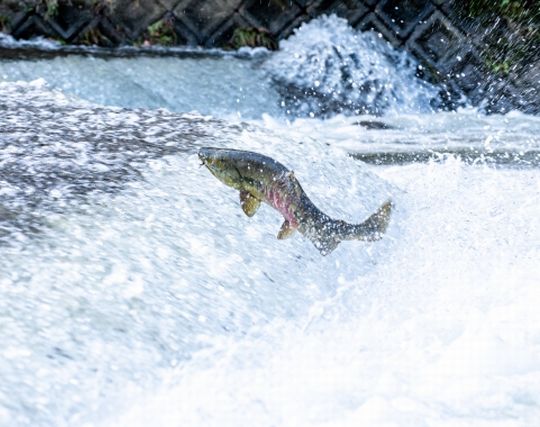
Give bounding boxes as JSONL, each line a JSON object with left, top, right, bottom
{"left": 0, "top": 15, "right": 539, "bottom": 427}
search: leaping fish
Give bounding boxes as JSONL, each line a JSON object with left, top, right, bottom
{"left": 198, "top": 147, "right": 392, "bottom": 255}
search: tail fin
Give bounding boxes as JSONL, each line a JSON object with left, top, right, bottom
{"left": 356, "top": 199, "right": 393, "bottom": 241}
{"left": 311, "top": 199, "right": 393, "bottom": 256}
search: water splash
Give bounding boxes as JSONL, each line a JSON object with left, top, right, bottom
{"left": 108, "top": 158, "right": 540, "bottom": 427}
{"left": 265, "top": 14, "right": 439, "bottom": 117}
{"left": 0, "top": 29, "right": 539, "bottom": 427}
{"left": 0, "top": 46, "right": 279, "bottom": 119}
{"left": 0, "top": 80, "right": 398, "bottom": 426}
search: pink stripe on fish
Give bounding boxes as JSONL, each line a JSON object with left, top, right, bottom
{"left": 267, "top": 186, "right": 298, "bottom": 227}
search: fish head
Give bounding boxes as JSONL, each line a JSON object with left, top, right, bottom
{"left": 198, "top": 147, "right": 244, "bottom": 190}
{"left": 199, "top": 147, "right": 288, "bottom": 200}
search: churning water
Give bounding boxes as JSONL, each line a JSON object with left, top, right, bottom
{"left": 0, "top": 15, "right": 539, "bottom": 427}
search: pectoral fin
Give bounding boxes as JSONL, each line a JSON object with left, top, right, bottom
{"left": 277, "top": 220, "right": 297, "bottom": 240}
{"left": 240, "top": 190, "right": 260, "bottom": 217}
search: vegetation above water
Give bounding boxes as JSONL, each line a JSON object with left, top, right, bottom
{"left": 464, "top": 0, "right": 539, "bottom": 76}
{"left": 0, "top": 1, "right": 279, "bottom": 49}
{"left": 228, "top": 27, "right": 278, "bottom": 50}
{"left": 0, "top": 15, "right": 8, "bottom": 32}
{"left": 466, "top": 0, "right": 539, "bottom": 22}
{"left": 139, "top": 18, "right": 177, "bottom": 47}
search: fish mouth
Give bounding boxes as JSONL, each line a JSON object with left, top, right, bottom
{"left": 198, "top": 147, "right": 242, "bottom": 181}
{"left": 198, "top": 147, "right": 215, "bottom": 166}
{"left": 198, "top": 147, "right": 223, "bottom": 170}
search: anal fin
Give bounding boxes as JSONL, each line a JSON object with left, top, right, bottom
{"left": 277, "top": 220, "right": 297, "bottom": 240}
{"left": 240, "top": 190, "right": 260, "bottom": 217}
{"left": 313, "top": 237, "right": 339, "bottom": 256}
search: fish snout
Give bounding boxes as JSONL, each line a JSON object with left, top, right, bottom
{"left": 198, "top": 147, "right": 223, "bottom": 167}
{"left": 198, "top": 148, "right": 211, "bottom": 165}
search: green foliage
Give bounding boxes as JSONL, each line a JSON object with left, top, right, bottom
{"left": 229, "top": 27, "right": 278, "bottom": 50}
{"left": 0, "top": 15, "right": 9, "bottom": 32}
{"left": 486, "top": 59, "right": 512, "bottom": 76}
{"left": 78, "top": 27, "right": 110, "bottom": 46}
{"left": 140, "top": 19, "right": 176, "bottom": 46}
{"left": 464, "top": 0, "right": 539, "bottom": 77}
{"left": 466, "top": 0, "right": 539, "bottom": 22}
{"left": 43, "top": 0, "right": 58, "bottom": 19}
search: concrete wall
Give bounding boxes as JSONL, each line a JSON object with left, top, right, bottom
{"left": 0, "top": 0, "right": 538, "bottom": 113}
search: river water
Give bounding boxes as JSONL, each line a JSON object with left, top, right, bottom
{"left": 0, "top": 16, "right": 539, "bottom": 427}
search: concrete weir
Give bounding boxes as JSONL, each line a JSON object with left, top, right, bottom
{"left": 0, "top": 0, "right": 538, "bottom": 114}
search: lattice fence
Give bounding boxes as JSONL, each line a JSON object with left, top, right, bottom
{"left": 1, "top": 0, "right": 537, "bottom": 112}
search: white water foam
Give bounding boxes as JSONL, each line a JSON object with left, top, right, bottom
{"left": 1, "top": 28, "right": 539, "bottom": 427}
{"left": 265, "top": 14, "right": 438, "bottom": 117}
{"left": 108, "top": 157, "right": 540, "bottom": 427}
{"left": 0, "top": 49, "right": 279, "bottom": 119}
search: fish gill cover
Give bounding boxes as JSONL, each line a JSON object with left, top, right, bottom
{"left": 265, "top": 14, "right": 439, "bottom": 118}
